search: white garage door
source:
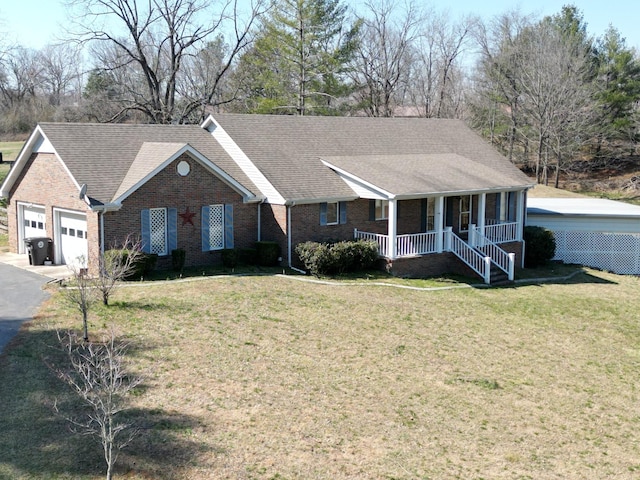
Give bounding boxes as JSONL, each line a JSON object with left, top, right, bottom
{"left": 23, "top": 205, "right": 46, "bottom": 239}
{"left": 58, "top": 211, "right": 88, "bottom": 268}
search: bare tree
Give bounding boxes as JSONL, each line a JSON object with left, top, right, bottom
{"left": 39, "top": 43, "right": 84, "bottom": 107}
{"left": 471, "top": 10, "right": 534, "bottom": 161}
{"left": 49, "top": 329, "right": 142, "bottom": 480}
{"left": 95, "top": 236, "right": 144, "bottom": 306}
{"left": 408, "top": 12, "right": 475, "bottom": 119}
{"left": 65, "top": 0, "right": 269, "bottom": 123}
{"left": 63, "top": 257, "right": 97, "bottom": 342}
{"left": 516, "top": 20, "right": 595, "bottom": 184}
{"left": 351, "top": 0, "right": 422, "bottom": 117}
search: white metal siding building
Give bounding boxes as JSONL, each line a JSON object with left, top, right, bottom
{"left": 527, "top": 198, "right": 640, "bottom": 275}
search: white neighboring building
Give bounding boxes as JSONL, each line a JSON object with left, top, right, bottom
{"left": 527, "top": 197, "right": 640, "bottom": 275}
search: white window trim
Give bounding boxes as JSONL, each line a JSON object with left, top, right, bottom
{"left": 150, "top": 207, "right": 168, "bottom": 256}
{"left": 375, "top": 199, "right": 389, "bottom": 220}
{"left": 208, "top": 204, "right": 225, "bottom": 251}
{"left": 326, "top": 201, "right": 339, "bottom": 226}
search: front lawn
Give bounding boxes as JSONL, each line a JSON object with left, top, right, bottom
{"left": 1, "top": 268, "right": 639, "bottom": 479}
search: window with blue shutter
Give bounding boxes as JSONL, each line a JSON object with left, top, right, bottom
{"left": 321, "top": 201, "right": 346, "bottom": 225}
{"left": 202, "top": 204, "right": 229, "bottom": 250}
{"left": 141, "top": 209, "right": 151, "bottom": 253}
{"left": 141, "top": 207, "right": 170, "bottom": 255}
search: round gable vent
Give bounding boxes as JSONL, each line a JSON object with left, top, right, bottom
{"left": 177, "top": 160, "right": 191, "bottom": 176}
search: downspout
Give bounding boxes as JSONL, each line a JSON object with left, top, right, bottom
{"left": 257, "top": 201, "right": 262, "bottom": 241}
{"left": 287, "top": 203, "right": 306, "bottom": 274}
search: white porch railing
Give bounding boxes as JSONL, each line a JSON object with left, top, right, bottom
{"left": 484, "top": 220, "right": 519, "bottom": 243}
{"left": 354, "top": 229, "right": 438, "bottom": 257}
{"left": 445, "top": 228, "right": 491, "bottom": 284}
{"left": 470, "top": 225, "right": 515, "bottom": 281}
{"left": 354, "top": 230, "right": 390, "bottom": 257}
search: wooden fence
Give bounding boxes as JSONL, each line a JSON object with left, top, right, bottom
{"left": 0, "top": 207, "right": 7, "bottom": 234}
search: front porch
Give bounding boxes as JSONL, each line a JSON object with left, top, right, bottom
{"left": 352, "top": 190, "right": 527, "bottom": 284}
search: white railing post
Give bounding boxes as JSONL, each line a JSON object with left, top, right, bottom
{"left": 444, "top": 227, "right": 452, "bottom": 252}
{"left": 508, "top": 253, "right": 515, "bottom": 281}
{"left": 354, "top": 228, "right": 358, "bottom": 239}
{"left": 484, "top": 256, "right": 491, "bottom": 284}
{"left": 469, "top": 224, "right": 476, "bottom": 248}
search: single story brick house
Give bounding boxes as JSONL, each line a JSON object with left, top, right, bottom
{"left": 0, "top": 114, "right": 534, "bottom": 282}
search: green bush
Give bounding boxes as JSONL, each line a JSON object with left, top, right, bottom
{"left": 524, "top": 226, "right": 556, "bottom": 268}
{"left": 295, "top": 240, "right": 379, "bottom": 276}
{"left": 255, "top": 241, "right": 281, "bottom": 266}
{"left": 238, "top": 248, "right": 257, "bottom": 265}
{"left": 221, "top": 249, "right": 239, "bottom": 268}
{"left": 171, "top": 248, "right": 186, "bottom": 272}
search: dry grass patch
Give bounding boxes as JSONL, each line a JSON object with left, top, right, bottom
{"left": 1, "top": 270, "right": 640, "bottom": 479}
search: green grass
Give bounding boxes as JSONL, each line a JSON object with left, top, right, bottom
{"left": 0, "top": 141, "right": 24, "bottom": 162}
{"left": 1, "top": 267, "right": 640, "bottom": 479}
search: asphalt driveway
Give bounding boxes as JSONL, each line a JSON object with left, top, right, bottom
{"left": 0, "top": 263, "right": 51, "bottom": 354}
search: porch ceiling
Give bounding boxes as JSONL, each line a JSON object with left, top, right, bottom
{"left": 322, "top": 153, "right": 531, "bottom": 198}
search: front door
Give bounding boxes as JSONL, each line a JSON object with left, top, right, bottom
{"left": 444, "top": 196, "right": 473, "bottom": 234}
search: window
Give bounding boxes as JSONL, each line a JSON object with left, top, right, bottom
{"left": 425, "top": 199, "right": 435, "bottom": 231}
{"left": 459, "top": 196, "right": 472, "bottom": 232}
{"left": 320, "top": 201, "right": 347, "bottom": 226}
{"left": 375, "top": 200, "right": 389, "bottom": 220}
{"left": 498, "top": 192, "right": 517, "bottom": 222}
{"left": 141, "top": 208, "right": 177, "bottom": 256}
{"left": 149, "top": 208, "right": 168, "bottom": 255}
{"left": 202, "top": 204, "right": 233, "bottom": 251}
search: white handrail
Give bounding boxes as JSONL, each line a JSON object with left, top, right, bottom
{"left": 483, "top": 221, "right": 519, "bottom": 243}
{"left": 472, "top": 226, "right": 515, "bottom": 281}
{"left": 446, "top": 228, "right": 491, "bottom": 284}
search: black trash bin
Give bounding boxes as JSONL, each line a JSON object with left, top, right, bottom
{"left": 24, "top": 237, "right": 53, "bottom": 265}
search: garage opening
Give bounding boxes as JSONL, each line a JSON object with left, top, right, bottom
{"left": 54, "top": 209, "right": 88, "bottom": 268}
{"left": 18, "top": 203, "right": 46, "bottom": 254}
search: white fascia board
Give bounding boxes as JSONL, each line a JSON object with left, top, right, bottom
{"left": 203, "top": 116, "right": 286, "bottom": 204}
{"left": 321, "top": 160, "right": 395, "bottom": 200}
{"left": 114, "top": 144, "right": 260, "bottom": 204}
{"left": 0, "top": 126, "right": 83, "bottom": 199}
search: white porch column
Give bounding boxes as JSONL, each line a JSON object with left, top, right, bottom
{"left": 436, "top": 196, "right": 445, "bottom": 253}
{"left": 478, "top": 193, "right": 486, "bottom": 236}
{"left": 516, "top": 190, "right": 525, "bottom": 241}
{"left": 388, "top": 199, "right": 398, "bottom": 259}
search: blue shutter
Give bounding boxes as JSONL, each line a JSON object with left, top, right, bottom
{"left": 445, "top": 197, "right": 454, "bottom": 227}
{"left": 496, "top": 193, "right": 502, "bottom": 220}
{"left": 224, "top": 204, "right": 234, "bottom": 249}
{"left": 320, "top": 203, "right": 327, "bottom": 225}
{"left": 201, "top": 206, "right": 210, "bottom": 251}
{"left": 369, "top": 200, "right": 376, "bottom": 221}
{"left": 167, "top": 208, "right": 178, "bottom": 253}
{"left": 339, "top": 201, "right": 347, "bottom": 224}
{"left": 141, "top": 210, "right": 151, "bottom": 253}
{"left": 420, "top": 199, "right": 427, "bottom": 232}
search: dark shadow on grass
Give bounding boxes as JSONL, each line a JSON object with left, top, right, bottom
{"left": 0, "top": 327, "right": 208, "bottom": 479}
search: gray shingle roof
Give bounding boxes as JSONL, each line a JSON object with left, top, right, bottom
{"left": 38, "top": 122, "right": 260, "bottom": 204}
{"left": 212, "top": 114, "right": 533, "bottom": 202}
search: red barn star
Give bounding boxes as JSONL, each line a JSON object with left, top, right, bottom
{"left": 179, "top": 207, "right": 196, "bottom": 226}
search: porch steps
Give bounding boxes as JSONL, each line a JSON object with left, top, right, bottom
{"left": 489, "top": 265, "right": 512, "bottom": 286}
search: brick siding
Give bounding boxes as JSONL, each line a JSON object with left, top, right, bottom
{"left": 6, "top": 152, "right": 100, "bottom": 265}
{"left": 103, "top": 153, "right": 258, "bottom": 269}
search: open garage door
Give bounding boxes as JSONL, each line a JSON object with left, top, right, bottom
{"left": 55, "top": 210, "right": 88, "bottom": 268}
{"left": 19, "top": 204, "right": 46, "bottom": 254}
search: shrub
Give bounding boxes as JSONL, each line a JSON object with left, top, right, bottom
{"left": 255, "top": 241, "right": 281, "bottom": 266}
{"left": 171, "top": 248, "right": 186, "bottom": 272}
{"left": 524, "top": 226, "right": 556, "bottom": 267}
{"left": 295, "top": 240, "right": 379, "bottom": 276}
{"left": 238, "top": 248, "right": 257, "bottom": 265}
{"left": 221, "top": 249, "right": 238, "bottom": 268}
